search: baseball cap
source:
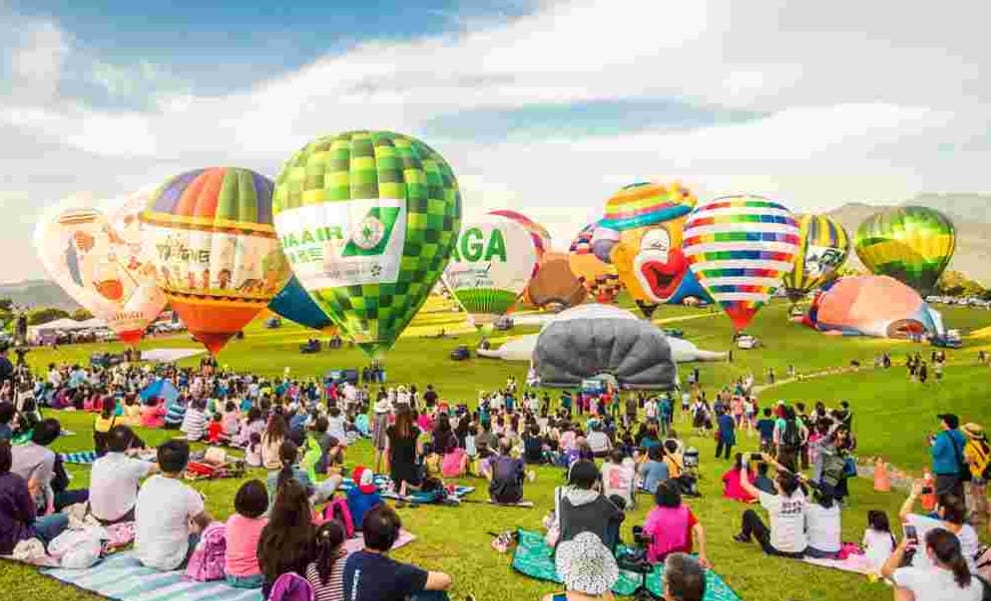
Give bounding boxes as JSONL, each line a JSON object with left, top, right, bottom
{"left": 351, "top": 465, "right": 377, "bottom": 494}
{"left": 937, "top": 413, "right": 960, "bottom": 429}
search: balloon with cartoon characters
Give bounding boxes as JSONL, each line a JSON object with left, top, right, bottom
{"left": 591, "top": 182, "right": 711, "bottom": 318}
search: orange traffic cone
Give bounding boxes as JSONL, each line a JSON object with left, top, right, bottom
{"left": 921, "top": 471, "right": 937, "bottom": 511}
{"left": 873, "top": 457, "right": 891, "bottom": 492}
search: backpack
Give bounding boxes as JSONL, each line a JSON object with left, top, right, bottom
{"left": 781, "top": 421, "right": 801, "bottom": 448}
{"left": 183, "top": 522, "right": 226, "bottom": 582}
{"left": 821, "top": 451, "right": 846, "bottom": 488}
{"left": 321, "top": 497, "right": 355, "bottom": 538}
{"left": 267, "top": 572, "right": 315, "bottom": 601}
{"left": 967, "top": 439, "right": 991, "bottom": 480}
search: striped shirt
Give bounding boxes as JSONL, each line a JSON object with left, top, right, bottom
{"left": 306, "top": 554, "right": 346, "bottom": 601}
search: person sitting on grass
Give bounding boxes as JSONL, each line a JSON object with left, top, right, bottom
{"left": 0, "top": 401, "right": 14, "bottom": 442}
{"left": 11, "top": 417, "right": 88, "bottom": 513}
{"left": 556, "top": 460, "right": 624, "bottom": 551}
{"left": 898, "top": 482, "right": 979, "bottom": 572}
{"left": 732, "top": 452, "right": 808, "bottom": 558}
{"left": 488, "top": 438, "right": 527, "bottom": 505}
{"left": 721, "top": 453, "right": 756, "bottom": 503}
{"left": 206, "top": 413, "right": 229, "bottom": 445}
{"left": 179, "top": 398, "right": 207, "bottom": 442}
{"left": 306, "top": 520, "right": 347, "bottom": 600}
{"left": 224, "top": 479, "right": 268, "bottom": 589}
{"left": 542, "top": 531, "right": 619, "bottom": 601}
{"left": 258, "top": 478, "right": 315, "bottom": 598}
{"left": 661, "top": 553, "right": 706, "bottom": 601}
{"left": 640, "top": 480, "right": 711, "bottom": 567}
{"left": 343, "top": 502, "right": 453, "bottom": 601}
{"left": 347, "top": 466, "right": 383, "bottom": 531}
{"left": 882, "top": 528, "right": 984, "bottom": 601}
{"left": 89, "top": 425, "right": 157, "bottom": 524}
{"left": 268, "top": 440, "right": 344, "bottom": 508}
{"left": 601, "top": 449, "right": 636, "bottom": 510}
{"left": 134, "top": 439, "right": 213, "bottom": 571}
{"left": 0, "top": 440, "right": 69, "bottom": 555}
{"left": 752, "top": 461, "right": 775, "bottom": 495}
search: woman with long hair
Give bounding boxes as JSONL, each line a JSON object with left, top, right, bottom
{"left": 882, "top": 527, "right": 983, "bottom": 601}
{"left": 261, "top": 414, "right": 288, "bottom": 474}
{"left": 257, "top": 478, "right": 314, "bottom": 598}
{"left": 432, "top": 412, "right": 456, "bottom": 455}
{"left": 386, "top": 406, "right": 422, "bottom": 495}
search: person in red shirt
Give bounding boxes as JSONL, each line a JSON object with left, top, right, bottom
{"left": 207, "top": 414, "right": 228, "bottom": 445}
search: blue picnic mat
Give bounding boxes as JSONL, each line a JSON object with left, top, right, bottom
{"left": 59, "top": 450, "right": 99, "bottom": 465}
{"left": 42, "top": 551, "right": 263, "bottom": 601}
{"left": 338, "top": 474, "right": 475, "bottom": 502}
{"left": 511, "top": 529, "right": 742, "bottom": 600}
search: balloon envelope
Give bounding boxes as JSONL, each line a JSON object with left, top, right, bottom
{"left": 272, "top": 131, "right": 462, "bottom": 358}
{"left": 683, "top": 195, "right": 801, "bottom": 330}
{"left": 523, "top": 252, "right": 586, "bottom": 311}
{"left": 142, "top": 167, "right": 290, "bottom": 354}
{"left": 444, "top": 210, "right": 542, "bottom": 321}
{"left": 268, "top": 275, "right": 334, "bottom": 331}
{"left": 854, "top": 206, "right": 955, "bottom": 296}
{"left": 782, "top": 213, "right": 850, "bottom": 302}
{"left": 804, "top": 275, "right": 943, "bottom": 339}
{"left": 35, "top": 189, "right": 167, "bottom": 345}
{"left": 568, "top": 224, "right": 624, "bottom": 303}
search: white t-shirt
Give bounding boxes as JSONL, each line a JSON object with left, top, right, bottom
{"left": 862, "top": 528, "right": 895, "bottom": 570}
{"left": 907, "top": 514, "right": 979, "bottom": 573}
{"left": 135, "top": 475, "right": 205, "bottom": 570}
{"left": 805, "top": 503, "right": 841, "bottom": 553}
{"left": 758, "top": 491, "right": 808, "bottom": 553}
{"left": 893, "top": 565, "right": 983, "bottom": 601}
{"left": 601, "top": 460, "right": 636, "bottom": 509}
{"left": 587, "top": 432, "right": 612, "bottom": 454}
{"left": 327, "top": 416, "right": 347, "bottom": 442}
{"left": 89, "top": 453, "right": 152, "bottom": 521}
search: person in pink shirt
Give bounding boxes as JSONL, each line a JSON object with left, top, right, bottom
{"left": 721, "top": 453, "right": 757, "bottom": 503}
{"left": 225, "top": 480, "right": 269, "bottom": 589}
{"left": 640, "top": 480, "right": 711, "bottom": 567}
{"left": 140, "top": 399, "right": 166, "bottom": 429}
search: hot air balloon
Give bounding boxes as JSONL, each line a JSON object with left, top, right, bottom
{"left": 141, "top": 168, "right": 291, "bottom": 354}
{"left": 590, "top": 182, "right": 706, "bottom": 318}
{"left": 268, "top": 275, "right": 334, "bottom": 331}
{"left": 488, "top": 209, "right": 551, "bottom": 259}
{"left": 568, "top": 224, "right": 624, "bottom": 303}
{"left": 443, "top": 210, "right": 543, "bottom": 324}
{"left": 781, "top": 214, "right": 850, "bottom": 302}
{"left": 683, "top": 195, "right": 801, "bottom": 331}
{"left": 35, "top": 189, "right": 167, "bottom": 346}
{"left": 523, "top": 252, "right": 587, "bottom": 311}
{"left": 272, "top": 131, "right": 462, "bottom": 358}
{"left": 854, "top": 206, "right": 956, "bottom": 296}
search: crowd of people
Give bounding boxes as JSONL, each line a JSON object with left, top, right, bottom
{"left": 0, "top": 352, "right": 989, "bottom": 601}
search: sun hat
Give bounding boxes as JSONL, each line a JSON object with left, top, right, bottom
{"left": 962, "top": 423, "right": 985, "bottom": 440}
{"left": 554, "top": 532, "right": 619, "bottom": 595}
{"left": 351, "top": 465, "right": 377, "bottom": 494}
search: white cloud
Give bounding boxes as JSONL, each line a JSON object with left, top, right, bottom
{"left": 7, "top": 19, "right": 68, "bottom": 103}
{"left": 1, "top": 0, "right": 990, "bottom": 279}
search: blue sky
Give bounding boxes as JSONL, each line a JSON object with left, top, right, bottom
{"left": 0, "top": 0, "right": 989, "bottom": 281}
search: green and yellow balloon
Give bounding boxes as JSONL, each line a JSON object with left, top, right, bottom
{"left": 854, "top": 206, "right": 956, "bottom": 296}
{"left": 272, "top": 131, "right": 462, "bottom": 358}
{"left": 781, "top": 213, "right": 850, "bottom": 302}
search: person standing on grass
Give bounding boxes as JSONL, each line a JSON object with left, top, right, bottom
{"left": 930, "top": 413, "right": 968, "bottom": 499}
{"left": 715, "top": 406, "right": 735, "bottom": 461}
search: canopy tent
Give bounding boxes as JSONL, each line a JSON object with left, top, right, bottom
{"left": 532, "top": 304, "right": 678, "bottom": 390}
{"left": 27, "top": 317, "right": 108, "bottom": 342}
{"left": 139, "top": 379, "right": 180, "bottom": 405}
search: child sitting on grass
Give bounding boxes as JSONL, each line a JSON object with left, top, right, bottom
{"left": 224, "top": 480, "right": 268, "bottom": 589}
{"left": 207, "top": 413, "right": 229, "bottom": 445}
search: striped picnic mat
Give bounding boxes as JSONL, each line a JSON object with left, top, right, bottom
{"left": 59, "top": 451, "right": 99, "bottom": 465}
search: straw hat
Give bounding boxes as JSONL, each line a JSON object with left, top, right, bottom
{"left": 554, "top": 532, "right": 619, "bottom": 595}
{"left": 962, "top": 423, "right": 985, "bottom": 440}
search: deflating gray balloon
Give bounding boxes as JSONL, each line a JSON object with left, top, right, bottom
{"left": 533, "top": 310, "right": 677, "bottom": 390}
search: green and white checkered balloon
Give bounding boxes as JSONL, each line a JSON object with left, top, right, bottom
{"left": 272, "top": 131, "right": 462, "bottom": 358}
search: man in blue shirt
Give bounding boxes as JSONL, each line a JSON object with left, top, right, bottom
{"left": 931, "top": 413, "right": 967, "bottom": 498}
{"left": 756, "top": 408, "right": 776, "bottom": 453}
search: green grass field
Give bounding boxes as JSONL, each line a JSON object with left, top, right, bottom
{"left": 4, "top": 297, "right": 991, "bottom": 600}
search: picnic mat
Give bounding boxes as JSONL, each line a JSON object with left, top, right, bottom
{"left": 803, "top": 553, "right": 876, "bottom": 575}
{"left": 41, "top": 532, "right": 418, "bottom": 601}
{"left": 511, "top": 529, "right": 742, "bottom": 600}
{"left": 42, "top": 551, "right": 264, "bottom": 601}
{"left": 60, "top": 451, "right": 99, "bottom": 465}
{"left": 338, "top": 474, "right": 475, "bottom": 502}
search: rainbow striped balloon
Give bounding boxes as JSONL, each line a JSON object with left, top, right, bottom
{"left": 683, "top": 195, "right": 800, "bottom": 330}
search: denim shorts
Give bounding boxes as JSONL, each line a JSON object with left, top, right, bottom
{"left": 226, "top": 573, "right": 265, "bottom": 589}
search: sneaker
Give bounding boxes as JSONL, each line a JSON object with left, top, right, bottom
{"left": 732, "top": 533, "right": 751, "bottom": 544}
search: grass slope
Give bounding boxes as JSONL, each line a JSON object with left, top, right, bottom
{"left": 4, "top": 298, "right": 990, "bottom": 600}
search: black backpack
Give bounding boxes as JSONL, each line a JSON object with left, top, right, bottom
{"left": 781, "top": 421, "right": 801, "bottom": 448}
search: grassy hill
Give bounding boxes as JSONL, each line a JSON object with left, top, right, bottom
{"left": 4, "top": 298, "right": 991, "bottom": 601}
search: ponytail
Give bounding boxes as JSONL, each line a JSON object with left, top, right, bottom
{"left": 313, "top": 521, "right": 345, "bottom": 585}
{"left": 926, "top": 528, "right": 972, "bottom": 588}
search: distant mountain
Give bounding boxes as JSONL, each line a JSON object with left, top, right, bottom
{"left": 0, "top": 279, "right": 79, "bottom": 310}
{"left": 827, "top": 194, "right": 991, "bottom": 285}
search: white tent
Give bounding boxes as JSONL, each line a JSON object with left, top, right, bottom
{"left": 27, "top": 317, "right": 108, "bottom": 342}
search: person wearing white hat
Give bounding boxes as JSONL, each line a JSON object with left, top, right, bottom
{"left": 372, "top": 399, "right": 391, "bottom": 473}
{"left": 541, "top": 531, "right": 618, "bottom": 601}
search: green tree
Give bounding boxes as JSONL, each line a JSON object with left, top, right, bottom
{"left": 27, "top": 307, "right": 69, "bottom": 325}
{"left": 70, "top": 308, "right": 94, "bottom": 321}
